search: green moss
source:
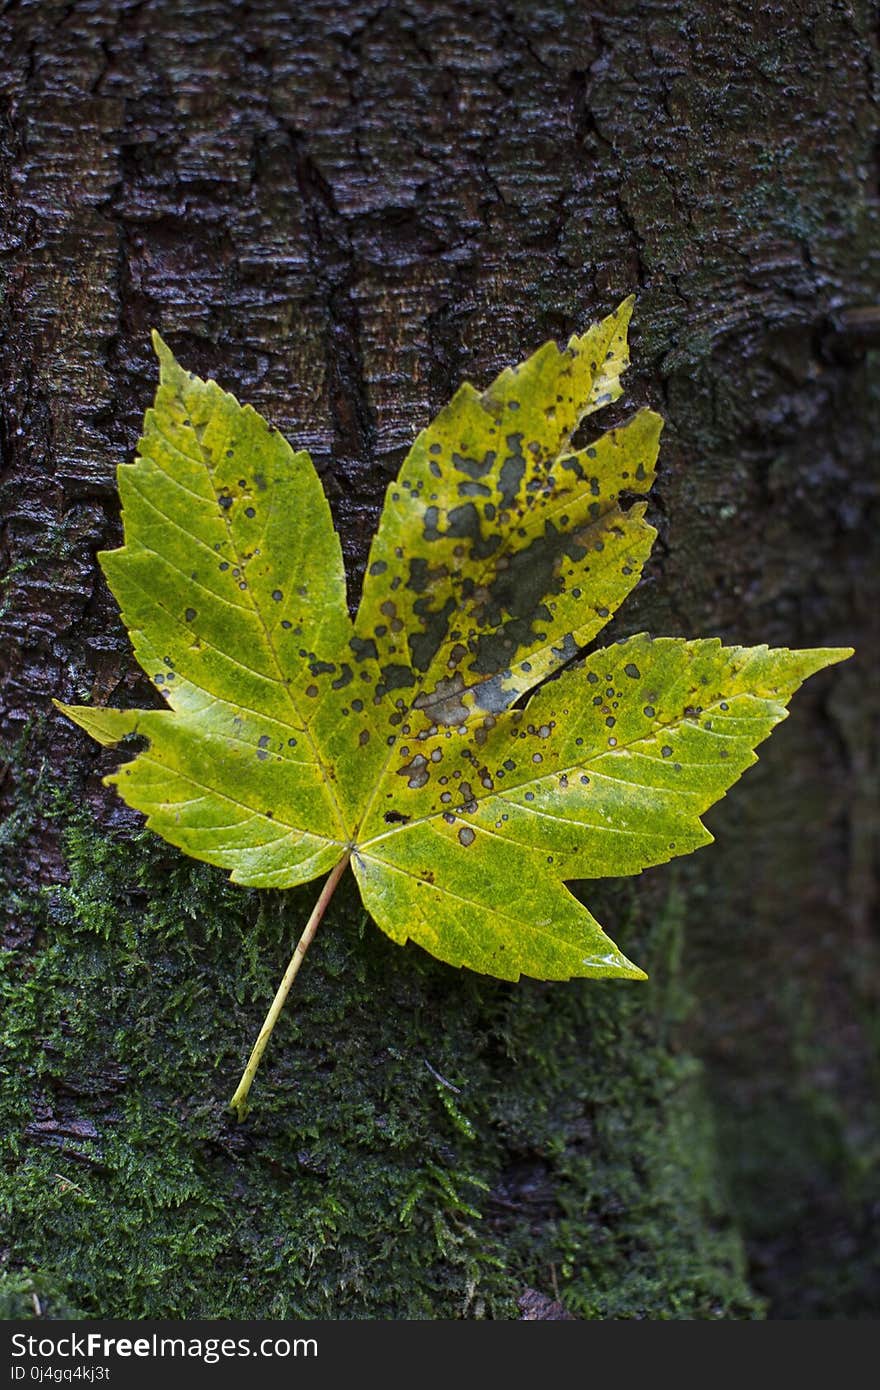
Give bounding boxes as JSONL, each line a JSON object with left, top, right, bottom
{"left": 1, "top": 783, "right": 761, "bottom": 1319}
{"left": 0, "top": 1271, "right": 85, "bottom": 1322}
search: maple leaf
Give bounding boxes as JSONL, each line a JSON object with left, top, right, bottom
{"left": 56, "top": 299, "right": 852, "bottom": 1117}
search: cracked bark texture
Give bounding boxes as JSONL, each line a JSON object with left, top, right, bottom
{"left": 1, "top": 0, "right": 878, "bottom": 1319}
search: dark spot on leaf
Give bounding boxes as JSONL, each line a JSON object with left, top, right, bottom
{"left": 409, "top": 594, "right": 456, "bottom": 673}
{"left": 378, "top": 664, "right": 416, "bottom": 696}
{"left": 397, "top": 753, "right": 429, "bottom": 789}
{"left": 413, "top": 673, "right": 468, "bottom": 726}
{"left": 471, "top": 671, "right": 514, "bottom": 716}
{"left": 498, "top": 434, "right": 526, "bottom": 508}
{"left": 452, "top": 450, "right": 494, "bottom": 480}
{"left": 445, "top": 502, "right": 499, "bottom": 560}
{"left": 560, "top": 455, "right": 584, "bottom": 481}
{"left": 458, "top": 826, "right": 476, "bottom": 847}
{"left": 184, "top": 608, "right": 196, "bottom": 622}
{"left": 350, "top": 636, "right": 378, "bottom": 662}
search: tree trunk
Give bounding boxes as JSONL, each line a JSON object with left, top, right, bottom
{"left": 1, "top": 0, "right": 877, "bottom": 1319}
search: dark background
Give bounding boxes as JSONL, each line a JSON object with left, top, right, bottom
{"left": 1, "top": 0, "right": 877, "bottom": 1319}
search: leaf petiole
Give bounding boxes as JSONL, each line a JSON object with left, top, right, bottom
{"left": 229, "top": 851, "right": 352, "bottom": 1119}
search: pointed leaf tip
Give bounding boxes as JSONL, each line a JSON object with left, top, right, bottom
{"left": 791, "top": 646, "right": 854, "bottom": 679}
{"left": 150, "top": 328, "right": 190, "bottom": 391}
{"left": 607, "top": 955, "right": 648, "bottom": 982}
{"left": 150, "top": 327, "right": 169, "bottom": 359}
{"left": 53, "top": 697, "right": 92, "bottom": 727}
{"left": 54, "top": 699, "right": 142, "bottom": 748}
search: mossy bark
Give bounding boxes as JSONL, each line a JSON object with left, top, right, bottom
{"left": 1, "top": 0, "right": 877, "bottom": 1319}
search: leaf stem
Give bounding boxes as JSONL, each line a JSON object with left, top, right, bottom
{"left": 229, "top": 851, "right": 351, "bottom": 1119}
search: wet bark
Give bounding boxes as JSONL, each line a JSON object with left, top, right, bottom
{"left": 1, "top": 0, "right": 878, "bottom": 1318}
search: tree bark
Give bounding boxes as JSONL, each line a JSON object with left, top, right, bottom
{"left": 1, "top": 0, "right": 877, "bottom": 1319}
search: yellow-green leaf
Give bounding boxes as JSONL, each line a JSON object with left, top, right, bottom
{"left": 55, "top": 301, "right": 853, "bottom": 1110}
